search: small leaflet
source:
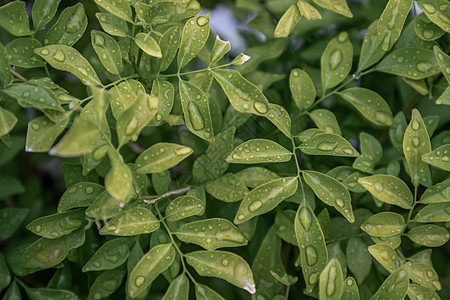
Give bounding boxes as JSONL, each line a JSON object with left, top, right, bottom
{"left": 358, "top": 175, "right": 413, "bottom": 209}
{"left": 57, "top": 182, "right": 104, "bottom": 212}
{"left": 178, "top": 14, "right": 211, "bottom": 69}
{"left": 157, "top": 26, "right": 182, "bottom": 72}
{"left": 127, "top": 244, "right": 175, "bottom": 298}
{"left": 135, "top": 143, "right": 193, "bottom": 174}
{"left": 275, "top": 209, "right": 297, "bottom": 245}
{"left": 419, "top": 177, "right": 450, "bottom": 204}
{"left": 185, "top": 250, "right": 256, "bottom": 294}
{"left": 109, "top": 79, "right": 145, "bottom": 118}
{"left": 312, "top": 0, "right": 353, "bottom": 17}
{"left": 377, "top": 0, "right": 413, "bottom": 52}
{"left": 298, "top": 133, "right": 359, "bottom": 157}
{"left": 6, "top": 38, "right": 44, "bottom": 68}
{"left": 346, "top": 238, "right": 372, "bottom": 284}
{"left": 274, "top": 4, "right": 302, "bottom": 38}
{"left": 409, "top": 263, "right": 441, "bottom": 291}
{"left": 368, "top": 243, "right": 403, "bottom": 272}
{"left": 85, "top": 190, "right": 123, "bottom": 221}
{"left": 319, "top": 258, "right": 344, "bottom": 300}
{"left": 93, "top": 0, "right": 132, "bottom": 23}
{"left": 294, "top": 203, "right": 328, "bottom": 292}
{"left": 4, "top": 84, "right": 64, "bottom": 113}
{"left": 104, "top": 158, "right": 134, "bottom": 204}
{"left": 0, "top": 43, "right": 11, "bottom": 87}
{"left": 226, "top": 139, "right": 292, "bottom": 164}
{"left": 32, "top": 0, "right": 61, "bottom": 30}
{"left": 99, "top": 207, "right": 160, "bottom": 236}
{"left": 341, "top": 277, "right": 360, "bottom": 300}
{"left": 162, "top": 274, "right": 189, "bottom": 300}
{"left": 87, "top": 268, "right": 125, "bottom": 300}
{"left": 83, "top": 238, "right": 133, "bottom": 272}
{"left": 195, "top": 283, "right": 226, "bottom": 300}
{"left": 361, "top": 212, "right": 406, "bottom": 237}
{"left": 0, "top": 1, "right": 31, "bottom": 36}
{"left": 290, "top": 68, "right": 316, "bottom": 111}
{"left": 266, "top": 103, "right": 292, "bottom": 138}
{"left": 91, "top": 30, "right": 122, "bottom": 74}
{"left": 358, "top": 20, "right": 386, "bottom": 72}
{"left": 309, "top": 109, "right": 342, "bottom": 135}
{"left": 406, "top": 224, "right": 450, "bottom": 247}
{"left": 0, "top": 107, "right": 17, "bottom": 138}
{"left": 390, "top": 112, "right": 408, "bottom": 155}
{"left": 414, "top": 202, "right": 450, "bottom": 223}
{"left": 303, "top": 171, "right": 354, "bottom": 223}
{"left": 422, "top": 144, "right": 450, "bottom": 172}
{"left": 414, "top": 13, "right": 445, "bottom": 41}
{"left": 175, "top": 218, "right": 247, "bottom": 250}
{"left": 205, "top": 173, "right": 249, "bottom": 202}
{"left": 337, "top": 88, "right": 394, "bottom": 126}
{"left": 371, "top": 266, "right": 409, "bottom": 299}
{"left": 45, "top": 3, "right": 87, "bottom": 46}
{"left": 134, "top": 33, "right": 162, "bottom": 58}
{"left": 210, "top": 36, "right": 231, "bottom": 65}
{"left": 149, "top": 80, "right": 174, "bottom": 126}
{"left": 235, "top": 167, "right": 280, "bottom": 188}
{"left": 297, "top": 1, "right": 322, "bottom": 20}
{"left": 26, "top": 209, "right": 85, "bottom": 239}
{"left": 234, "top": 177, "right": 298, "bottom": 224}
{"left": 407, "top": 284, "right": 440, "bottom": 300}
{"left": 403, "top": 109, "right": 432, "bottom": 187}
{"left": 165, "top": 195, "right": 204, "bottom": 222}
{"left": 96, "top": 13, "right": 128, "bottom": 37}
{"left": 417, "top": 0, "right": 450, "bottom": 33}
{"left": 321, "top": 32, "right": 353, "bottom": 92}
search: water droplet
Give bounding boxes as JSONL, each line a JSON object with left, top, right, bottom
{"left": 40, "top": 48, "right": 49, "bottom": 55}
{"left": 422, "top": 3, "right": 436, "bottom": 14}
{"left": 175, "top": 147, "right": 192, "bottom": 156}
{"left": 329, "top": 50, "right": 343, "bottom": 70}
{"left": 196, "top": 16, "right": 209, "bottom": 27}
{"left": 156, "top": 113, "right": 162, "bottom": 121}
{"left": 299, "top": 206, "right": 312, "bottom": 232}
{"left": 85, "top": 186, "right": 94, "bottom": 194}
{"left": 412, "top": 137, "right": 420, "bottom": 147}
{"left": 326, "top": 266, "right": 337, "bottom": 296}
{"left": 93, "top": 145, "right": 108, "bottom": 161}
{"left": 31, "top": 123, "right": 40, "bottom": 130}
{"left": 135, "top": 276, "right": 145, "bottom": 287}
{"left": 253, "top": 101, "right": 268, "bottom": 114}
{"left": 187, "top": 102, "right": 205, "bottom": 131}
{"left": 126, "top": 116, "right": 138, "bottom": 135}
{"left": 417, "top": 61, "right": 433, "bottom": 73}
{"left": 337, "top": 32, "right": 348, "bottom": 43}
{"left": 412, "top": 120, "right": 420, "bottom": 130}
{"left": 317, "top": 141, "right": 338, "bottom": 151}
{"left": 308, "top": 272, "right": 318, "bottom": 285}
{"left": 423, "top": 29, "right": 435, "bottom": 39}
{"left": 374, "top": 182, "right": 383, "bottom": 192}
{"left": 65, "top": 6, "right": 84, "bottom": 33}
{"left": 52, "top": 48, "right": 65, "bottom": 62}
{"left": 347, "top": 278, "right": 353, "bottom": 285}
{"left": 335, "top": 198, "right": 345, "bottom": 208}
{"left": 342, "top": 148, "right": 354, "bottom": 155}
{"left": 23, "top": 91, "right": 30, "bottom": 97}
{"left": 237, "top": 214, "right": 245, "bottom": 221}
{"left": 221, "top": 259, "right": 229, "bottom": 267}
{"left": 375, "top": 111, "right": 393, "bottom": 126}
{"left": 248, "top": 200, "right": 262, "bottom": 212}
{"left": 35, "top": 225, "right": 42, "bottom": 232}
{"left": 292, "top": 70, "right": 299, "bottom": 77}
{"left": 305, "top": 246, "right": 318, "bottom": 266}
{"left": 94, "top": 34, "right": 105, "bottom": 47}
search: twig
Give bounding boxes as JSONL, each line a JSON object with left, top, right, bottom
{"left": 10, "top": 69, "right": 27, "bottom": 82}
{"left": 128, "top": 142, "right": 145, "bottom": 154}
{"left": 143, "top": 186, "right": 191, "bottom": 204}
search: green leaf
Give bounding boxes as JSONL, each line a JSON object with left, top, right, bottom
{"left": 354, "top": 132, "right": 383, "bottom": 174}
{"left": 414, "top": 202, "right": 450, "bottom": 223}
{"left": 134, "top": 33, "right": 162, "bottom": 58}
{"left": 290, "top": 68, "right": 316, "bottom": 111}
{"left": 185, "top": 250, "right": 256, "bottom": 294}
{"left": 135, "top": 143, "right": 192, "bottom": 174}
{"left": 93, "top": 0, "right": 132, "bottom": 23}
{"left": 419, "top": 178, "right": 450, "bottom": 204}
{"left": 127, "top": 244, "right": 176, "bottom": 298}
{"left": 175, "top": 218, "right": 247, "bottom": 250}
{"left": 409, "top": 263, "right": 441, "bottom": 290}
{"left": 408, "top": 284, "right": 440, "bottom": 300}
{"left": 294, "top": 203, "right": 327, "bottom": 292}
{"left": 309, "top": 109, "right": 342, "bottom": 135}
{"left": 0, "top": 107, "right": 17, "bottom": 138}
{"left": 152, "top": 170, "right": 171, "bottom": 195}
{"left": 407, "top": 224, "right": 449, "bottom": 247}
{"left": 297, "top": 1, "right": 322, "bottom": 20}
{"left": 212, "top": 69, "right": 271, "bottom": 117}
{"left": 337, "top": 88, "right": 394, "bottom": 126}
{"left": 422, "top": 144, "right": 450, "bottom": 171}
{"left": 4, "top": 84, "right": 63, "bottom": 113}
{"left": 206, "top": 173, "right": 249, "bottom": 202}
{"left": 414, "top": 13, "right": 445, "bottom": 41}
{"left": 403, "top": 109, "right": 432, "bottom": 187}
{"left": 195, "top": 283, "right": 226, "bottom": 300}
{"left": 303, "top": 171, "right": 354, "bottom": 223}
{"left": 226, "top": 139, "right": 292, "bottom": 164}
{"left": 58, "top": 182, "right": 104, "bottom": 212}
{"left": 162, "top": 274, "right": 189, "bottom": 300}
{"left": 368, "top": 244, "right": 403, "bottom": 272}
{"left": 36, "top": 45, "right": 101, "bottom": 85}
{"left": 178, "top": 14, "right": 211, "bottom": 69}
{"left": 83, "top": 238, "right": 133, "bottom": 272}
{"left": 26, "top": 115, "right": 70, "bottom": 153}
{"left": 85, "top": 190, "right": 123, "bottom": 221}
{"left": 390, "top": 112, "right": 407, "bottom": 154}
{"left": 321, "top": 32, "right": 353, "bottom": 91}
{"left": 26, "top": 288, "right": 79, "bottom": 300}
{"left": 371, "top": 266, "right": 409, "bottom": 299}
{"left": 358, "top": 175, "right": 413, "bottom": 209}
{"left": 252, "top": 226, "right": 284, "bottom": 297}
{"left": 375, "top": 48, "right": 440, "bottom": 80}
{"left": 135, "top": 1, "right": 201, "bottom": 25}
{"left": 274, "top": 4, "right": 301, "bottom": 38}
{"left": 312, "top": 0, "right": 353, "bottom": 17}
{"left": 235, "top": 167, "right": 280, "bottom": 188}
{"left": 377, "top": 0, "right": 413, "bottom": 52}
{"left": 361, "top": 212, "right": 405, "bottom": 237}
{"left": 341, "top": 277, "right": 359, "bottom": 300}
{"left": 26, "top": 209, "right": 85, "bottom": 239}
{"left": 3, "top": 281, "right": 21, "bottom": 300}
{"left": 210, "top": 36, "right": 231, "bottom": 65}
{"left": 0, "top": 43, "right": 11, "bottom": 88}
{"left": 434, "top": 46, "right": 450, "bottom": 83}
{"left": 157, "top": 26, "right": 181, "bottom": 72}
{"left": 165, "top": 195, "right": 204, "bottom": 222}
{"left": 319, "top": 258, "right": 344, "bottom": 300}
{"left": 0, "top": 253, "right": 11, "bottom": 294}
{"left": 0, "top": 208, "right": 29, "bottom": 240}
{"left": 100, "top": 207, "right": 160, "bottom": 236}
{"left": 96, "top": 13, "right": 128, "bottom": 37}
{"left": 32, "top": 0, "right": 61, "bottom": 30}
{"left": 87, "top": 268, "right": 125, "bottom": 300}
{"left": 179, "top": 79, "right": 214, "bottom": 141}
{"left": 105, "top": 157, "right": 134, "bottom": 204}
{"left": 149, "top": 80, "right": 174, "bottom": 126}
{"left": 234, "top": 177, "right": 298, "bottom": 224}
{"left": 265, "top": 103, "right": 292, "bottom": 138}
{"left": 91, "top": 30, "right": 122, "bottom": 74}
{"left": 44, "top": 3, "right": 87, "bottom": 46}
{"left": 417, "top": 0, "right": 450, "bottom": 33}
{"left": 298, "top": 133, "right": 359, "bottom": 157}
{"left": 358, "top": 20, "right": 386, "bottom": 72}
{"left": 6, "top": 38, "right": 44, "bottom": 68}
{"left": 116, "top": 91, "right": 159, "bottom": 146}
{"left": 0, "top": 1, "right": 31, "bottom": 36}
{"left": 346, "top": 237, "right": 371, "bottom": 284}
{"left": 110, "top": 79, "right": 145, "bottom": 118}
{"left": 435, "top": 86, "right": 450, "bottom": 106}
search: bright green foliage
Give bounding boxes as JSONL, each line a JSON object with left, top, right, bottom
{"left": 0, "top": 0, "right": 449, "bottom": 299}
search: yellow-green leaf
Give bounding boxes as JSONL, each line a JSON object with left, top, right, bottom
{"left": 368, "top": 243, "right": 403, "bottom": 272}
{"left": 298, "top": 133, "right": 359, "bottom": 157}
{"left": 165, "top": 195, "right": 204, "bottom": 222}
{"left": 134, "top": 33, "right": 162, "bottom": 58}
{"left": 0, "top": 107, "right": 17, "bottom": 138}
{"left": 135, "top": 143, "right": 193, "bottom": 174}
{"left": 6, "top": 38, "right": 44, "bottom": 68}
{"left": 82, "top": 237, "right": 133, "bottom": 272}
{"left": 93, "top": 0, "right": 132, "bottom": 23}
{"left": 44, "top": 3, "right": 87, "bottom": 46}
{"left": 417, "top": 0, "right": 450, "bottom": 33}
{"left": 319, "top": 258, "right": 344, "bottom": 300}
{"left": 358, "top": 20, "right": 386, "bottom": 72}
{"left": 371, "top": 266, "right": 409, "bottom": 299}
{"left": 274, "top": 4, "right": 301, "bottom": 38}
{"left": 309, "top": 109, "right": 342, "bottom": 135}
{"left": 361, "top": 212, "right": 405, "bottom": 237}
{"left": 297, "top": 1, "right": 322, "bottom": 20}
{"left": 290, "top": 68, "right": 316, "bottom": 111}
{"left": 178, "top": 14, "right": 210, "bottom": 69}
{"left": 407, "top": 224, "right": 449, "bottom": 247}
{"left": 422, "top": 144, "right": 450, "bottom": 171}
{"left": 0, "top": 1, "right": 31, "bottom": 36}
{"left": 226, "top": 139, "right": 292, "bottom": 164}
{"left": 312, "top": 0, "right": 352, "bottom": 18}
{"left": 105, "top": 157, "right": 134, "bottom": 204}
{"left": 96, "top": 13, "right": 128, "bottom": 37}
{"left": 206, "top": 173, "right": 249, "bottom": 202}
{"left": 91, "top": 30, "right": 122, "bottom": 74}
{"left": 100, "top": 207, "right": 160, "bottom": 236}
{"left": 26, "top": 114, "right": 70, "bottom": 153}
{"left": 32, "top": 0, "right": 61, "bottom": 30}
{"left": 419, "top": 178, "right": 450, "bottom": 204}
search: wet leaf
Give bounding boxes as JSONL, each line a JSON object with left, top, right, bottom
{"left": 414, "top": 202, "right": 450, "bottom": 223}
{"left": 127, "top": 244, "right": 176, "bottom": 298}
{"left": 321, "top": 32, "right": 353, "bottom": 91}
{"left": 274, "top": 4, "right": 301, "bottom": 38}
{"left": 226, "top": 139, "right": 292, "bottom": 164}
{"left": 195, "top": 282, "right": 226, "bottom": 300}
{"left": 290, "top": 68, "right": 316, "bottom": 111}
{"left": 403, "top": 109, "right": 431, "bottom": 187}
{"left": 407, "top": 284, "right": 440, "bottom": 300}
{"left": 135, "top": 143, "right": 192, "bottom": 174}
{"left": 297, "top": 1, "right": 322, "bottom": 20}
{"left": 185, "top": 250, "right": 256, "bottom": 294}
{"left": 165, "top": 195, "right": 204, "bottom": 222}
{"left": 275, "top": 209, "right": 297, "bottom": 245}
{"left": 0, "top": 107, "right": 17, "bottom": 138}
{"left": 4, "top": 84, "right": 63, "bottom": 113}
{"left": 358, "top": 175, "right": 413, "bottom": 209}
{"left": 26, "top": 209, "right": 85, "bottom": 239}
{"left": 93, "top": 0, "right": 132, "bottom": 23}
{"left": 45, "top": 3, "right": 87, "bottom": 46}
{"left": 157, "top": 26, "right": 181, "bottom": 72}
{"left": 377, "top": 0, "right": 413, "bottom": 52}
{"left": 179, "top": 79, "right": 214, "bottom": 141}
{"left": 303, "top": 171, "right": 354, "bottom": 223}
{"left": 235, "top": 167, "right": 280, "bottom": 188}
{"left": 294, "top": 203, "right": 327, "bottom": 292}
{"left": 371, "top": 266, "right": 409, "bottom": 299}
{"left": 91, "top": 30, "right": 122, "bottom": 74}
{"left": 6, "top": 38, "right": 44, "bottom": 68}
{"left": 83, "top": 237, "right": 133, "bottom": 272}
{"left": 210, "top": 36, "right": 231, "bottom": 65}
{"left": 135, "top": 1, "right": 201, "bottom": 26}
{"left": 407, "top": 224, "right": 449, "bottom": 247}
{"left": 58, "top": 182, "right": 104, "bottom": 212}
{"left": 319, "top": 258, "right": 344, "bottom": 300}
{"left": 152, "top": 170, "right": 171, "bottom": 195}
{"left": 0, "top": 43, "right": 11, "bottom": 88}
{"left": 26, "top": 288, "right": 79, "bottom": 300}
{"left": 3, "top": 281, "right": 21, "bottom": 300}
{"left": 36, "top": 45, "right": 101, "bottom": 85}
{"left": 417, "top": 0, "right": 450, "bottom": 33}
{"left": 361, "top": 212, "right": 405, "bottom": 237}
{"left": 178, "top": 14, "right": 210, "bottom": 69}
{"left": 149, "top": 80, "right": 174, "bottom": 126}
{"left": 346, "top": 237, "right": 371, "bottom": 284}
{"left": 26, "top": 114, "right": 70, "bottom": 153}
{"left": 298, "top": 133, "right": 359, "bottom": 157}
{"left": 341, "top": 277, "right": 359, "bottom": 300}
{"left": 105, "top": 157, "right": 134, "bottom": 204}
{"left": 368, "top": 243, "right": 403, "bottom": 272}
{"left": 419, "top": 178, "right": 450, "bottom": 204}
{"left": 337, "top": 88, "right": 394, "bottom": 126}
{"left": 96, "top": 13, "right": 128, "bottom": 37}
{"left": 134, "top": 33, "right": 162, "bottom": 58}
{"left": 265, "top": 103, "right": 292, "bottom": 138}
{"left": 312, "top": 0, "right": 353, "bottom": 17}
{"left": 175, "top": 218, "right": 247, "bottom": 250}
{"left": 206, "top": 173, "right": 249, "bottom": 202}
{"left": 422, "top": 144, "right": 450, "bottom": 171}
{"left": 110, "top": 79, "right": 145, "bottom": 118}
{"left": 0, "top": 208, "right": 29, "bottom": 241}
{"left": 0, "top": 1, "right": 31, "bottom": 36}
{"left": 434, "top": 46, "right": 450, "bottom": 83}
{"left": 87, "top": 268, "right": 125, "bottom": 300}
{"left": 375, "top": 47, "right": 440, "bottom": 80}
{"left": 100, "top": 207, "right": 160, "bottom": 236}
{"left": 309, "top": 109, "right": 342, "bottom": 135}
{"left": 162, "top": 273, "right": 189, "bottom": 300}
{"left": 358, "top": 20, "right": 386, "bottom": 72}
{"left": 409, "top": 263, "right": 441, "bottom": 291}
{"left": 234, "top": 177, "right": 298, "bottom": 224}
{"left": 414, "top": 13, "right": 445, "bottom": 41}
{"left": 390, "top": 112, "right": 408, "bottom": 154}
{"left": 32, "top": 0, "right": 61, "bottom": 30}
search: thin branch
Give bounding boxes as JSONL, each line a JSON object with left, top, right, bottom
{"left": 143, "top": 186, "right": 191, "bottom": 204}
{"left": 10, "top": 69, "right": 27, "bottom": 82}
{"left": 128, "top": 142, "right": 145, "bottom": 154}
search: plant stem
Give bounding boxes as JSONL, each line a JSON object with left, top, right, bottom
{"left": 144, "top": 186, "right": 191, "bottom": 204}
{"left": 10, "top": 69, "right": 27, "bottom": 82}
{"left": 406, "top": 187, "right": 418, "bottom": 225}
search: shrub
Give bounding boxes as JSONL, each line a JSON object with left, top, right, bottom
{"left": 0, "top": 0, "right": 449, "bottom": 299}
